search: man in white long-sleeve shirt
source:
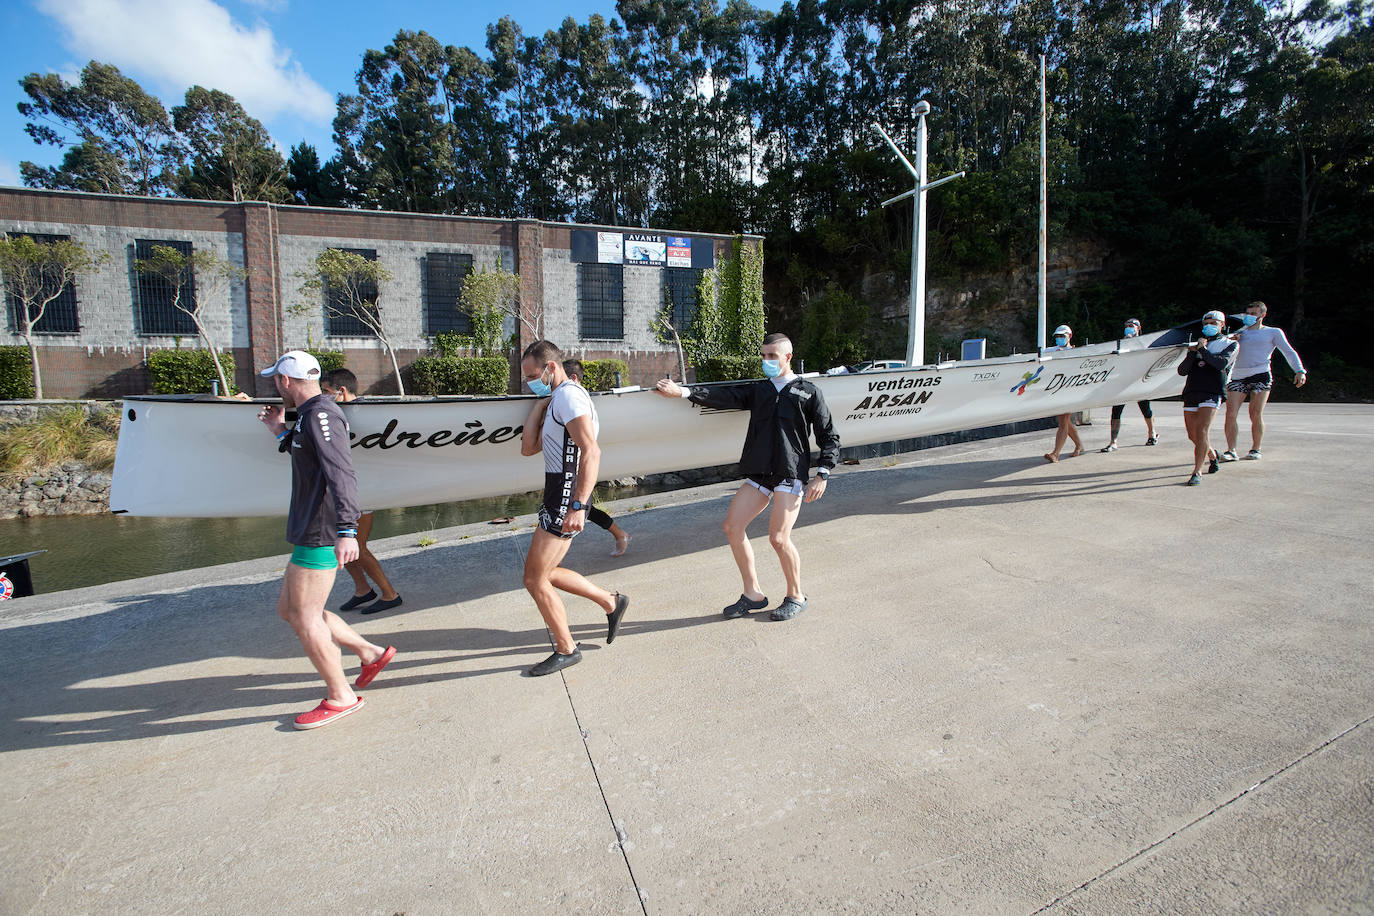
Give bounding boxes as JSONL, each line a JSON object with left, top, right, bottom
{"left": 1222, "top": 301, "right": 1308, "bottom": 461}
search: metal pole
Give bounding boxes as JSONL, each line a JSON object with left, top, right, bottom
{"left": 876, "top": 108, "right": 964, "bottom": 368}
{"left": 911, "top": 103, "right": 929, "bottom": 367}
{"left": 1038, "top": 54, "right": 1048, "bottom": 352}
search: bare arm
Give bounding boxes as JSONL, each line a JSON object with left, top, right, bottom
{"left": 520, "top": 397, "right": 551, "bottom": 456}
{"left": 562, "top": 413, "right": 601, "bottom": 533}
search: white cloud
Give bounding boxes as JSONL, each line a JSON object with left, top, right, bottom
{"left": 0, "top": 159, "right": 21, "bottom": 188}
{"left": 39, "top": 0, "right": 333, "bottom": 124}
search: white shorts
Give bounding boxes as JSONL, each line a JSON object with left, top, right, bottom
{"left": 745, "top": 476, "right": 805, "bottom": 497}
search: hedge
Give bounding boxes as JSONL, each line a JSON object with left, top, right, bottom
{"left": 146, "top": 349, "right": 237, "bottom": 394}
{"left": 693, "top": 355, "right": 761, "bottom": 383}
{"left": 411, "top": 355, "right": 509, "bottom": 395}
{"left": 579, "top": 358, "right": 629, "bottom": 391}
{"left": 0, "top": 346, "right": 36, "bottom": 399}
{"left": 302, "top": 349, "right": 347, "bottom": 374}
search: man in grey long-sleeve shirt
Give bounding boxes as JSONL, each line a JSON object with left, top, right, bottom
{"left": 257, "top": 350, "right": 395, "bottom": 730}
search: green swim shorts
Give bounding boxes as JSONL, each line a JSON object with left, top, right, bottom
{"left": 290, "top": 544, "right": 338, "bottom": 570}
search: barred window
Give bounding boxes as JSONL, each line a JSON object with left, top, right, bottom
{"left": 424, "top": 252, "right": 474, "bottom": 335}
{"left": 325, "top": 248, "right": 378, "bottom": 337}
{"left": 5, "top": 232, "right": 80, "bottom": 335}
{"left": 578, "top": 263, "right": 623, "bottom": 340}
{"left": 664, "top": 267, "right": 702, "bottom": 334}
{"left": 135, "top": 239, "right": 197, "bottom": 336}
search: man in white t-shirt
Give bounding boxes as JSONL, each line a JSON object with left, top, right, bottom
{"left": 1221, "top": 301, "right": 1308, "bottom": 461}
{"left": 517, "top": 340, "right": 629, "bottom": 677}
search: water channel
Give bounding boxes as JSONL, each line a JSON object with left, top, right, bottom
{"left": 0, "top": 484, "right": 670, "bottom": 595}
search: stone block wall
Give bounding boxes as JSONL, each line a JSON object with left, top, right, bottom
{"left": 2, "top": 188, "right": 757, "bottom": 398}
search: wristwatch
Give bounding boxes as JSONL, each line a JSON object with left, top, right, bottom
{"left": 569, "top": 500, "right": 587, "bottom": 511}
{"left": 815, "top": 468, "right": 830, "bottom": 479}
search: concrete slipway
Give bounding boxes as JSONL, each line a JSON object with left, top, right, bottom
{"left": 1, "top": 403, "right": 1371, "bottom": 915}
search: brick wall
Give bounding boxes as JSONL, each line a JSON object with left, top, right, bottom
{"left": 2, "top": 188, "right": 758, "bottom": 397}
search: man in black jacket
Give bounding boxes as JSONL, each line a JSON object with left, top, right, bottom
{"left": 654, "top": 333, "right": 840, "bottom": 620}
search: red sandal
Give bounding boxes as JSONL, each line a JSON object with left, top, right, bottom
{"left": 293, "top": 697, "right": 364, "bottom": 730}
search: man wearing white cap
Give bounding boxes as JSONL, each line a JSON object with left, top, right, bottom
{"left": 1042, "top": 325, "right": 1085, "bottom": 462}
{"left": 257, "top": 350, "right": 396, "bottom": 729}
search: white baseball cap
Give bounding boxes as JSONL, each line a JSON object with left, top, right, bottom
{"left": 1202, "top": 310, "right": 1226, "bottom": 322}
{"left": 1053, "top": 324, "right": 1072, "bottom": 336}
{"left": 260, "top": 350, "right": 322, "bottom": 380}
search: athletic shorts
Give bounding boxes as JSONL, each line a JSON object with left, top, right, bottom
{"left": 538, "top": 471, "right": 579, "bottom": 540}
{"left": 1226, "top": 372, "right": 1272, "bottom": 393}
{"left": 1182, "top": 393, "right": 1222, "bottom": 411}
{"left": 290, "top": 544, "right": 338, "bottom": 570}
{"left": 1111, "top": 401, "right": 1153, "bottom": 420}
{"left": 745, "top": 475, "right": 805, "bottom": 498}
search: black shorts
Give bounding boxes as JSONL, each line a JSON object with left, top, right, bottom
{"left": 538, "top": 471, "right": 579, "bottom": 539}
{"left": 1226, "top": 372, "right": 1272, "bottom": 393}
{"left": 1182, "top": 392, "right": 1223, "bottom": 410}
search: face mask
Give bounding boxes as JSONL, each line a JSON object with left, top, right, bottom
{"left": 1241, "top": 314, "right": 1258, "bottom": 327}
{"left": 1200, "top": 324, "right": 1221, "bottom": 338}
{"left": 1054, "top": 336, "right": 1067, "bottom": 347}
{"left": 527, "top": 368, "right": 552, "bottom": 396}
{"left": 762, "top": 358, "right": 783, "bottom": 378}
{"left": 1123, "top": 327, "right": 1138, "bottom": 338}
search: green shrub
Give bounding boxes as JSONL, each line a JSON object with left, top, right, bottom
{"left": 145, "top": 349, "right": 237, "bottom": 394}
{"left": 580, "top": 359, "right": 629, "bottom": 390}
{"left": 693, "top": 355, "right": 760, "bottom": 383}
{"left": 432, "top": 332, "right": 480, "bottom": 359}
{"left": 411, "top": 355, "right": 509, "bottom": 395}
{"left": 302, "top": 349, "right": 346, "bottom": 374}
{"left": 0, "top": 346, "right": 36, "bottom": 399}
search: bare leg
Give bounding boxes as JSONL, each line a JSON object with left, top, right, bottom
{"left": 1248, "top": 391, "right": 1270, "bottom": 451}
{"left": 1107, "top": 415, "right": 1121, "bottom": 446}
{"left": 1045, "top": 414, "right": 1072, "bottom": 461}
{"left": 523, "top": 529, "right": 614, "bottom": 655}
{"left": 767, "top": 491, "right": 805, "bottom": 600}
{"left": 722, "top": 484, "right": 771, "bottom": 599}
{"left": 1223, "top": 391, "right": 1246, "bottom": 453}
{"left": 278, "top": 563, "right": 384, "bottom": 705}
{"left": 608, "top": 521, "right": 630, "bottom": 557}
{"left": 342, "top": 512, "right": 373, "bottom": 597}
{"left": 346, "top": 513, "right": 399, "bottom": 600}
{"left": 1067, "top": 414, "right": 1084, "bottom": 455}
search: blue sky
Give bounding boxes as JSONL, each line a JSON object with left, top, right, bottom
{"left": 1, "top": 0, "right": 763, "bottom": 188}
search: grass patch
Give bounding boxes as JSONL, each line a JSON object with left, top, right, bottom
{"left": 417, "top": 535, "right": 437, "bottom": 547}
{"left": 0, "top": 406, "right": 120, "bottom": 480}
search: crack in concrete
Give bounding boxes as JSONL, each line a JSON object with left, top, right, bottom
{"left": 509, "top": 533, "right": 648, "bottom": 913}
{"left": 1030, "top": 711, "right": 1374, "bottom": 914}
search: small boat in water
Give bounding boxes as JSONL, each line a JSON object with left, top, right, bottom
{"left": 110, "top": 329, "right": 1191, "bottom": 518}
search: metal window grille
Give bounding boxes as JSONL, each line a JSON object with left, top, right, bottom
{"left": 135, "top": 239, "right": 197, "bottom": 335}
{"left": 664, "top": 267, "right": 701, "bottom": 334}
{"left": 325, "top": 248, "right": 379, "bottom": 337}
{"left": 5, "top": 233, "right": 80, "bottom": 335}
{"left": 578, "top": 263, "right": 623, "bottom": 340}
{"left": 424, "top": 252, "right": 474, "bottom": 335}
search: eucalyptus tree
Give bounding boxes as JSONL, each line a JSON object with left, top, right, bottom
{"left": 172, "top": 87, "right": 289, "bottom": 202}
{"left": 18, "top": 61, "right": 181, "bottom": 196}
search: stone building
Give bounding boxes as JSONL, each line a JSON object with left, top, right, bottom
{"left": 0, "top": 186, "right": 759, "bottom": 397}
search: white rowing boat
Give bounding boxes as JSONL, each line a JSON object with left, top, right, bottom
{"left": 110, "top": 330, "right": 1191, "bottom": 517}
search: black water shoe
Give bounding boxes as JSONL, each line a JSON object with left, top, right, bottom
{"left": 607, "top": 593, "right": 630, "bottom": 643}
{"left": 770, "top": 597, "right": 808, "bottom": 621}
{"left": 339, "top": 590, "right": 376, "bottom": 612}
{"left": 527, "top": 646, "right": 582, "bottom": 677}
{"left": 723, "top": 594, "right": 768, "bottom": 619}
{"left": 360, "top": 595, "right": 403, "bottom": 615}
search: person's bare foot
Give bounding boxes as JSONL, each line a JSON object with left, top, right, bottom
{"left": 611, "top": 533, "right": 630, "bottom": 558}
{"left": 1043, "top": 453, "right": 1058, "bottom": 463}
{"left": 1070, "top": 447, "right": 1084, "bottom": 457}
